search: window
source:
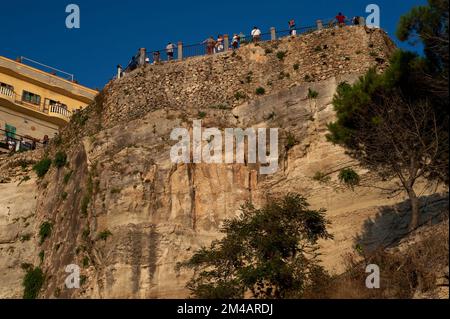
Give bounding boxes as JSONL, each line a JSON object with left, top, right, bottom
{"left": 22, "top": 90, "right": 41, "bottom": 105}
{"left": 5, "top": 123, "right": 16, "bottom": 139}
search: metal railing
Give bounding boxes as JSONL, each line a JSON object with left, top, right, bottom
{"left": 0, "top": 128, "right": 44, "bottom": 152}
{"left": 18, "top": 56, "right": 75, "bottom": 82}
{"left": 116, "top": 16, "right": 363, "bottom": 79}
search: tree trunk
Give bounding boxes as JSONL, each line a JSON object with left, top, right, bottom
{"left": 406, "top": 187, "right": 420, "bottom": 231}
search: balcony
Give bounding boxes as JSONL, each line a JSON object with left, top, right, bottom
{"left": 0, "top": 86, "right": 14, "bottom": 100}
{"left": 0, "top": 88, "right": 72, "bottom": 125}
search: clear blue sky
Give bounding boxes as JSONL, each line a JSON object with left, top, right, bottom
{"left": 1, "top": 0, "right": 427, "bottom": 89}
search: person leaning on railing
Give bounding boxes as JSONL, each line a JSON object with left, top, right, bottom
{"left": 251, "top": 26, "right": 262, "bottom": 42}
{"left": 203, "top": 36, "right": 216, "bottom": 55}
{"left": 166, "top": 42, "right": 176, "bottom": 61}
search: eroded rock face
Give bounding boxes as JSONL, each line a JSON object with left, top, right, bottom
{"left": 0, "top": 26, "right": 446, "bottom": 299}
{"left": 0, "top": 152, "right": 41, "bottom": 299}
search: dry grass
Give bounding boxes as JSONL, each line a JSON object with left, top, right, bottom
{"left": 303, "top": 219, "right": 449, "bottom": 299}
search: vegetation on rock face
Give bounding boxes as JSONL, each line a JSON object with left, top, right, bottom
{"left": 33, "top": 158, "right": 52, "bottom": 178}
{"left": 97, "top": 230, "right": 112, "bottom": 241}
{"left": 39, "top": 221, "right": 53, "bottom": 244}
{"left": 338, "top": 168, "right": 360, "bottom": 189}
{"left": 255, "top": 87, "right": 266, "bottom": 95}
{"left": 178, "top": 193, "right": 332, "bottom": 299}
{"left": 307, "top": 88, "right": 319, "bottom": 99}
{"left": 327, "top": 0, "right": 449, "bottom": 231}
{"left": 53, "top": 151, "right": 67, "bottom": 168}
{"left": 22, "top": 266, "right": 44, "bottom": 299}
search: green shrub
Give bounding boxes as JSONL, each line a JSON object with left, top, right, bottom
{"left": 338, "top": 168, "right": 360, "bottom": 189}
{"left": 97, "top": 230, "right": 112, "bottom": 241}
{"left": 82, "top": 227, "right": 90, "bottom": 241}
{"left": 313, "top": 171, "right": 331, "bottom": 183}
{"left": 304, "top": 74, "right": 312, "bottom": 82}
{"left": 33, "top": 158, "right": 52, "bottom": 178}
{"left": 72, "top": 112, "right": 89, "bottom": 126}
{"left": 265, "top": 48, "right": 273, "bottom": 54}
{"left": 53, "top": 152, "right": 67, "bottom": 168}
{"left": 82, "top": 256, "right": 90, "bottom": 267}
{"left": 255, "top": 87, "right": 266, "bottom": 95}
{"left": 63, "top": 170, "right": 73, "bottom": 184}
{"left": 234, "top": 92, "right": 247, "bottom": 100}
{"left": 209, "top": 104, "right": 231, "bottom": 110}
{"left": 110, "top": 188, "right": 121, "bottom": 194}
{"left": 61, "top": 192, "right": 68, "bottom": 200}
{"left": 308, "top": 88, "right": 319, "bottom": 99}
{"left": 285, "top": 133, "right": 297, "bottom": 150}
{"left": 39, "top": 222, "right": 53, "bottom": 244}
{"left": 198, "top": 111, "right": 207, "bottom": 119}
{"left": 81, "top": 195, "right": 90, "bottom": 216}
{"left": 38, "top": 251, "right": 45, "bottom": 264}
{"left": 22, "top": 267, "right": 44, "bottom": 299}
{"left": 293, "top": 63, "right": 300, "bottom": 70}
{"left": 80, "top": 275, "right": 87, "bottom": 286}
{"left": 20, "top": 234, "right": 32, "bottom": 242}
{"left": 276, "top": 51, "right": 287, "bottom": 60}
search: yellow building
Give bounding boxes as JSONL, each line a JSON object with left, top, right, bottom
{"left": 0, "top": 55, "right": 97, "bottom": 146}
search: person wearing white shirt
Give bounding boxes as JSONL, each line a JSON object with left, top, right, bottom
{"left": 251, "top": 26, "right": 261, "bottom": 43}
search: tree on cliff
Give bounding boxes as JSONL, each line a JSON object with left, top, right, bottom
{"left": 327, "top": 0, "right": 449, "bottom": 231}
{"left": 177, "top": 193, "right": 332, "bottom": 299}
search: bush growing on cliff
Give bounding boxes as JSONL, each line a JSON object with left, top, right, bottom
{"left": 53, "top": 151, "right": 67, "bottom": 168}
{"left": 177, "top": 193, "right": 332, "bottom": 299}
{"left": 307, "top": 88, "right": 319, "bottom": 99}
{"left": 97, "top": 230, "right": 112, "bottom": 241}
{"left": 33, "top": 158, "right": 52, "bottom": 178}
{"left": 276, "top": 51, "right": 287, "bottom": 61}
{"left": 22, "top": 266, "right": 44, "bottom": 299}
{"left": 338, "top": 168, "right": 360, "bottom": 189}
{"left": 255, "top": 87, "right": 266, "bottom": 95}
{"left": 39, "top": 221, "right": 53, "bottom": 244}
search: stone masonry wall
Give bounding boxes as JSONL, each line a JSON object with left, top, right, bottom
{"left": 102, "top": 26, "right": 395, "bottom": 127}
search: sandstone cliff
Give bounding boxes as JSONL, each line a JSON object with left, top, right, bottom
{"left": 0, "top": 26, "right": 447, "bottom": 299}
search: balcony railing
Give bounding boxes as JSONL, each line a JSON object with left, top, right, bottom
{"left": 49, "top": 104, "right": 72, "bottom": 119}
{"left": 0, "top": 88, "right": 72, "bottom": 122}
{"left": 0, "top": 86, "right": 14, "bottom": 99}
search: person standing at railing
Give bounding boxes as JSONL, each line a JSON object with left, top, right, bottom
{"left": 289, "top": 19, "right": 296, "bottom": 36}
{"left": 251, "top": 27, "right": 261, "bottom": 43}
{"left": 352, "top": 16, "right": 360, "bottom": 26}
{"left": 336, "top": 12, "right": 347, "bottom": 27}
{"left": 203, "top": 36, "right": 216, "bottom": 55}
{"left": 215, "top": 35, "right": 224, "bottom": 53}
{"left": 232, "top": 34, "right": 240, "bottom": 50}
{"left": 153, "top": 51, "right": 161, "bottom": 64}
{"left": 166, "top": 42, "right": 176, "bottom": 61}
{"left": 42, "top": 135, "right": 49, "bottom": 148}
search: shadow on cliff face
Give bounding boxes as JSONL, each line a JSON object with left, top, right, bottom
{"left": 355, "top": 193, "right": 449, "bottom": 252}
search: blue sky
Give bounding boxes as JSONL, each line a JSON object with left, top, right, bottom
{"left": 0, "top": 0, "right": 427, "bottom": 89}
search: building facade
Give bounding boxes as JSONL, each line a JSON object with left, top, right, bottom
{"left": 0, "top": 56, "right": 97, "bottom": 146}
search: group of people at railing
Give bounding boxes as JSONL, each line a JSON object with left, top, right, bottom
{"left": 0, "top": 129, "right": 51, "bottom": 154}
{"left": 118, "top": 12, "right": 364, "bottom": 78}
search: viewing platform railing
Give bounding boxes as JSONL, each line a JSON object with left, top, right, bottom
{"left": 116, "top": 16, "right": 364, "bottom": 79}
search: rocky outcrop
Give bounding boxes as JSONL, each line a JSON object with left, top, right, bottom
{"left": 0, "top": 26, "right": 447, "bottom": 299}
